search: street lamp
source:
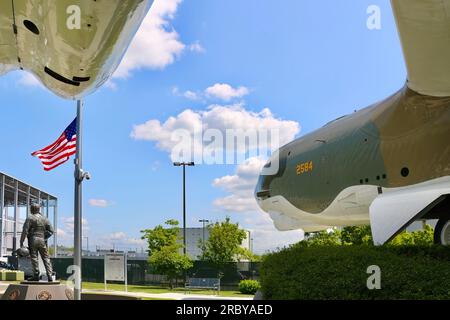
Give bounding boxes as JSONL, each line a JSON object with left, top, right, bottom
{"left": 83, "top": 236, "right": 89, "bottom": 254}
{"left": 173, "top": 162, "right": 195, "bottom": 256}
{"left": 199, "top": 219, "right": 210, "bottom": 253}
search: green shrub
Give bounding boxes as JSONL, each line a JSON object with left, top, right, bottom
{"left": 238, "top": 280, "right": 261, "bottom": 294}
{"left": 304, "top": 229, "right": 342, "bottom": 246}
{"left": 303, "top": 225, "right": 434, "bottom": 247}
{"left": 340, "top": 226, "right": 373, "bottom": 245}
{"left": 389, "top": 225, "right": 434, "bottom": 246}
{"left": 260, "top": 245, "right": 450, "bottom": 300}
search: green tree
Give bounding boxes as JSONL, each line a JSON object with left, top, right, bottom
{"left": 149, "top": 245, "right": 193, "bottom": 289}
{"left": 201, "top": 217, "right": 247, "bottom": 267}
{"left": 340, "top": 226, "right": 373, "bottom": 245}
{"left": 390, "top": 224, "right": 434, "bottom": 246}
{"left": 237, "top": 247, "right": 262, "bottom": 262}
{"left": 141, "top": 220, "right": 193, "bottom": 288}
{"left": 304, "top": 228, "right": 341, "bottom": 246}
{"left": 141, "top": 219, "right": 179, "bottom": 255}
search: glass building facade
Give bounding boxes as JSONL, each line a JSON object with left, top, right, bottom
{"left": 0, "top": 172, "right": 58, "bottom": 257}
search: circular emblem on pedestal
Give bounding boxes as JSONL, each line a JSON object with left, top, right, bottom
{"left": 65, "top": 288, "right": 74, "bottom": 300}
{"left": 37, "top": 290, "right": 52, "bottom": 300}
{"left": 8, "top": 289, "right": 21, "bottom": 300}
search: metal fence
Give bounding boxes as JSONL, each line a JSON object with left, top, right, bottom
{"left": 51, "top": 257, "right": 260, "bottom": 288}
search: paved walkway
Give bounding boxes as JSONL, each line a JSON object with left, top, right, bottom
{"left": 0, "top": 282, "right": 252, "bottom": 300}
{"left": 85, "top": 289, "right": 253, "bottom": 300}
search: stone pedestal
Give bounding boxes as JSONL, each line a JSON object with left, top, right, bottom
{"left": 1, "top": 281, "right": 74, "bottom": 300}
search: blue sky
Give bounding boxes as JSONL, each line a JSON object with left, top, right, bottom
{"left": 0, "top": 0, "right": 406, "bottom": 254}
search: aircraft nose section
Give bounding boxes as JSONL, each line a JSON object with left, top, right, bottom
{"left": 254, "top": 149, "right": 287, "bottom": 210}
{"left": 255, "top": 174, "right": 271, "bottom": 200}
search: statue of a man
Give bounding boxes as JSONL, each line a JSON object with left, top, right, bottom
{"left": 20, "top": 203, "right": 54, "bottom": 282}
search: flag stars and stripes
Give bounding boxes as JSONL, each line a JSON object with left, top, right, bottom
{"left": 32, "top": 118, "right": 78, "bottom": 171}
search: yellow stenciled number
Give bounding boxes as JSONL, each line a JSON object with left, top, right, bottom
{"left": 297, "top": 161, "right": 314, "bottom": 175}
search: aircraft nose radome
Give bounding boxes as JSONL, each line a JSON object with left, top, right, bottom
{"left": 255, "top": 173, "right": 271, "bottom": 215}
{"left": 255, "top": 188, "right": 267, "bottom": 212}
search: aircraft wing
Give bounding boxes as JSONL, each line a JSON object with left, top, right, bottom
{"left": 0, "top": 0, "right": 153, "bottom": 99}
{"left": 392, "top": 0, "right": 450, "bottom": 97}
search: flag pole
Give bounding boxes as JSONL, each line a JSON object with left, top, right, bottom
{"left": 74, "top": 99, "right": 84, "bottom": 300}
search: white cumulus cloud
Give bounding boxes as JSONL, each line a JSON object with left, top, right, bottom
{"left": 18, "top": 72, "right": 43, "bottom": 88}
{"left": 114, "top": 0, "right": 187, "bottom": 78}
{"left": 212, "top": 157, "right": 304, "bottom": 253}
{"left": 205, "top": 83, "right": 249, "bottom": 101}
{"left": 131, "top": 104, "right": 300, "bottom": 162}
{"left": 55, "top": 216, "right": 89, "bottom": 246}
{"left": 173, "top": 83, "right": 249, "bottom": 102}
{"left": 56, "top": 228, "right": 70, "bottom": 240}
{"left": 172, "top": 87, "right": 201, "bottom": 101}
{"left": 61, "top": 217, "right": 89, "bottom": 233}
{"left": 188, "top": 41, "right": 206, "bottom": 54}
{"left": 105, "top": 232, "right": 127, "bottom": 241}
{"left": 213, "top": 157, "right": 265, "bottom": 212}
{"left": 88, "top": 199, "right": 112, "bottom": 208}
{"left": 100, "top": 232, "right": 146, "bottom": 248}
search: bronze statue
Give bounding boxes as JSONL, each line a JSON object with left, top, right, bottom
{"left": 20, "top": 203, "right": 54, "bottom": 282}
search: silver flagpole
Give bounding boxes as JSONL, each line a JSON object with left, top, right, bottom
{"left": 74, "top": 99, "right": 84, "bottom": 300}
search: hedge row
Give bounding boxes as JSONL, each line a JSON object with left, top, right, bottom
{"left": 259, "top": 245, "right": 450, "bottom": 300}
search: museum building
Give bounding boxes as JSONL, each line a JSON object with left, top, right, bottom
{"left": 0, "top": 172, "right": 58, "bottom": 258}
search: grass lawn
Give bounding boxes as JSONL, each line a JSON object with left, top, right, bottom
{"left": 82, "top": 292, "right": 175, "bottom": 300}
{"left": 82, "top": 282, "right": 253, "bottom": 298}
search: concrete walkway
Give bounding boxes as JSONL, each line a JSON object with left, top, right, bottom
{"left": 0, "top": 282, "right": 252, "bottom": 300}
{"left": 0, "top": 283, "right": 10, "bottom": 293}
{"left": 84, "top": 289, "right": 253, "bottom": 300}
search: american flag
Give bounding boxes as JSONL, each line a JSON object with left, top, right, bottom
{"left": 32, "top": 118, "right": 77, "bottom": 171}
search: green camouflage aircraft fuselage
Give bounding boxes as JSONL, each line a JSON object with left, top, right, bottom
{"left": 256, "top": 85, "right": 450, "bottom": 229}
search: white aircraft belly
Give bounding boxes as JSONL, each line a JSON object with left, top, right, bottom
{"left": 259, "top": 185, "right": 379, "bottom": 231}
{"left": 261, "top": 176, "right": 450, "bottom": 242}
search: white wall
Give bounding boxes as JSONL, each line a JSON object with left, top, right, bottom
{"left": 178, "top": 228, "right": 252, "bottom": 261}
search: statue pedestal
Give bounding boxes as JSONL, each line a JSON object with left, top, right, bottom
{"left": 1, "top": 281, "right": 74, "bottom": 300}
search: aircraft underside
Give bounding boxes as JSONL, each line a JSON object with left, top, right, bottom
{"left": 0, "top": 0, "right": 153, "bottom": 99}
{"left": 259, "top": 176, "right": 450, "bottom": 244}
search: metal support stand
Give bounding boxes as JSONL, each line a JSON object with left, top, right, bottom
{"left": 74, "top": 100, "right": 84, "bottom": 300}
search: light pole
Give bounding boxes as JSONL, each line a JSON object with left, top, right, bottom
{"left": 83, "top": 236, "right": 89, "bottom": 254}
{"left": 74, "top": 99, "right": 84, "bottom": 301}
{"left": 173, "top": 162, "right": 195, "bottom": 256}
{"left": 199, "top": 219, "right": 209, "bottom": 253}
